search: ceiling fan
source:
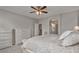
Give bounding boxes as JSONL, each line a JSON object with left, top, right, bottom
{"left": 30, "top": 6, "right": 48, "bottom": 15}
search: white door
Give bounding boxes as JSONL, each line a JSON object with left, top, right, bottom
{"left": 34, "top": 24, "right": 39, "bottom": 36}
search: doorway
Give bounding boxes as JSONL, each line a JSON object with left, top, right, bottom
{"left": 39, "top": 24, "right": 42, "bottom": 35}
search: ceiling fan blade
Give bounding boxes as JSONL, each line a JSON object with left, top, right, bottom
{"left": 36, "top": 6, "right": 41, "bottom": 9}
{"left": 40, "top": 6, "right": 47, "bottom": 10}
{"left": 31, "top": 6, "right": 37, "bottom": 10}
{"left": 42, "top": 11, "right": 48, "bottom": 13}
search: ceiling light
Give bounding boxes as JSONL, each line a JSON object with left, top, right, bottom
{"left": 30, "top": 6, "right": 48, "bottom": 15}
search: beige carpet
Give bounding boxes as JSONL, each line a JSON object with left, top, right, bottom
{"left": 0, "top": 45, "right": 23, "bottom": 53}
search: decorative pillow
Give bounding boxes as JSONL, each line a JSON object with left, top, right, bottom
{"left": 59, "top": 31, "right": 73, "bottom": 40}
{"left": 62, "top": 32, "right": 79, "bottom": 46}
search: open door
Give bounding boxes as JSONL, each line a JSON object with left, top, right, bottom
{"left": 34, "top": 24, "right": 42, "bottom": 36}
{"left": 39, "top": 24, "right": 42, "bottom": 35}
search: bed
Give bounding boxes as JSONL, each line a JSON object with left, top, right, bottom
{"left": 21, "top": 31, "right": 79, "bottom": 53}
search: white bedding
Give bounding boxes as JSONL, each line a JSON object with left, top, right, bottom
{"left": 22, "top": 34, "right": 79, "bottom": 53}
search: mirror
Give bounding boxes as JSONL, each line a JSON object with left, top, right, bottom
{"left": 49, "top": 18, "right": 58, "bottom": 34}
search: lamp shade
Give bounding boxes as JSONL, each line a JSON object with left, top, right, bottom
{"left": 74, "top": 26, "right": 79, "bottom": 31}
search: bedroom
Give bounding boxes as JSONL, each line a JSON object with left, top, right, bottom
{"left": 0, "top": 6, "right": 79, "bottom": 53}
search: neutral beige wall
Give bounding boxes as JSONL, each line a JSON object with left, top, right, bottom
{"left": 0, "top": 10, "right": 36, "bottom": 44}
{"left": 61, "top": 11, "right": 78, "bottom": 33}
{"left": 38, "top": 11, "right": 78, "bottom": 35}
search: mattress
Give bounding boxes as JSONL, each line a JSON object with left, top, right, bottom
{"left": 21, "top": 34, "right": 79, "bottom": 53}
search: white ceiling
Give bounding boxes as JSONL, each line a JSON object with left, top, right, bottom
{"left": 0, "top": 6, "right": 79, "bottom": 20}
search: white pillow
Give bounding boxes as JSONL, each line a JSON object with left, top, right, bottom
{"left": 59, "top": 31, "right": 73, "bottom": 40}
{"left": 62, "top": 32, "right": 79, "bottom": 46}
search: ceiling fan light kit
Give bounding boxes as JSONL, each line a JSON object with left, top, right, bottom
{"left": 36, "top": 11, "right": 42, "bottom": 15}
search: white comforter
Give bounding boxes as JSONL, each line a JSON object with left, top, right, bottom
{"left": 22, "top": 34, "right": 79, "bottom": 53}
